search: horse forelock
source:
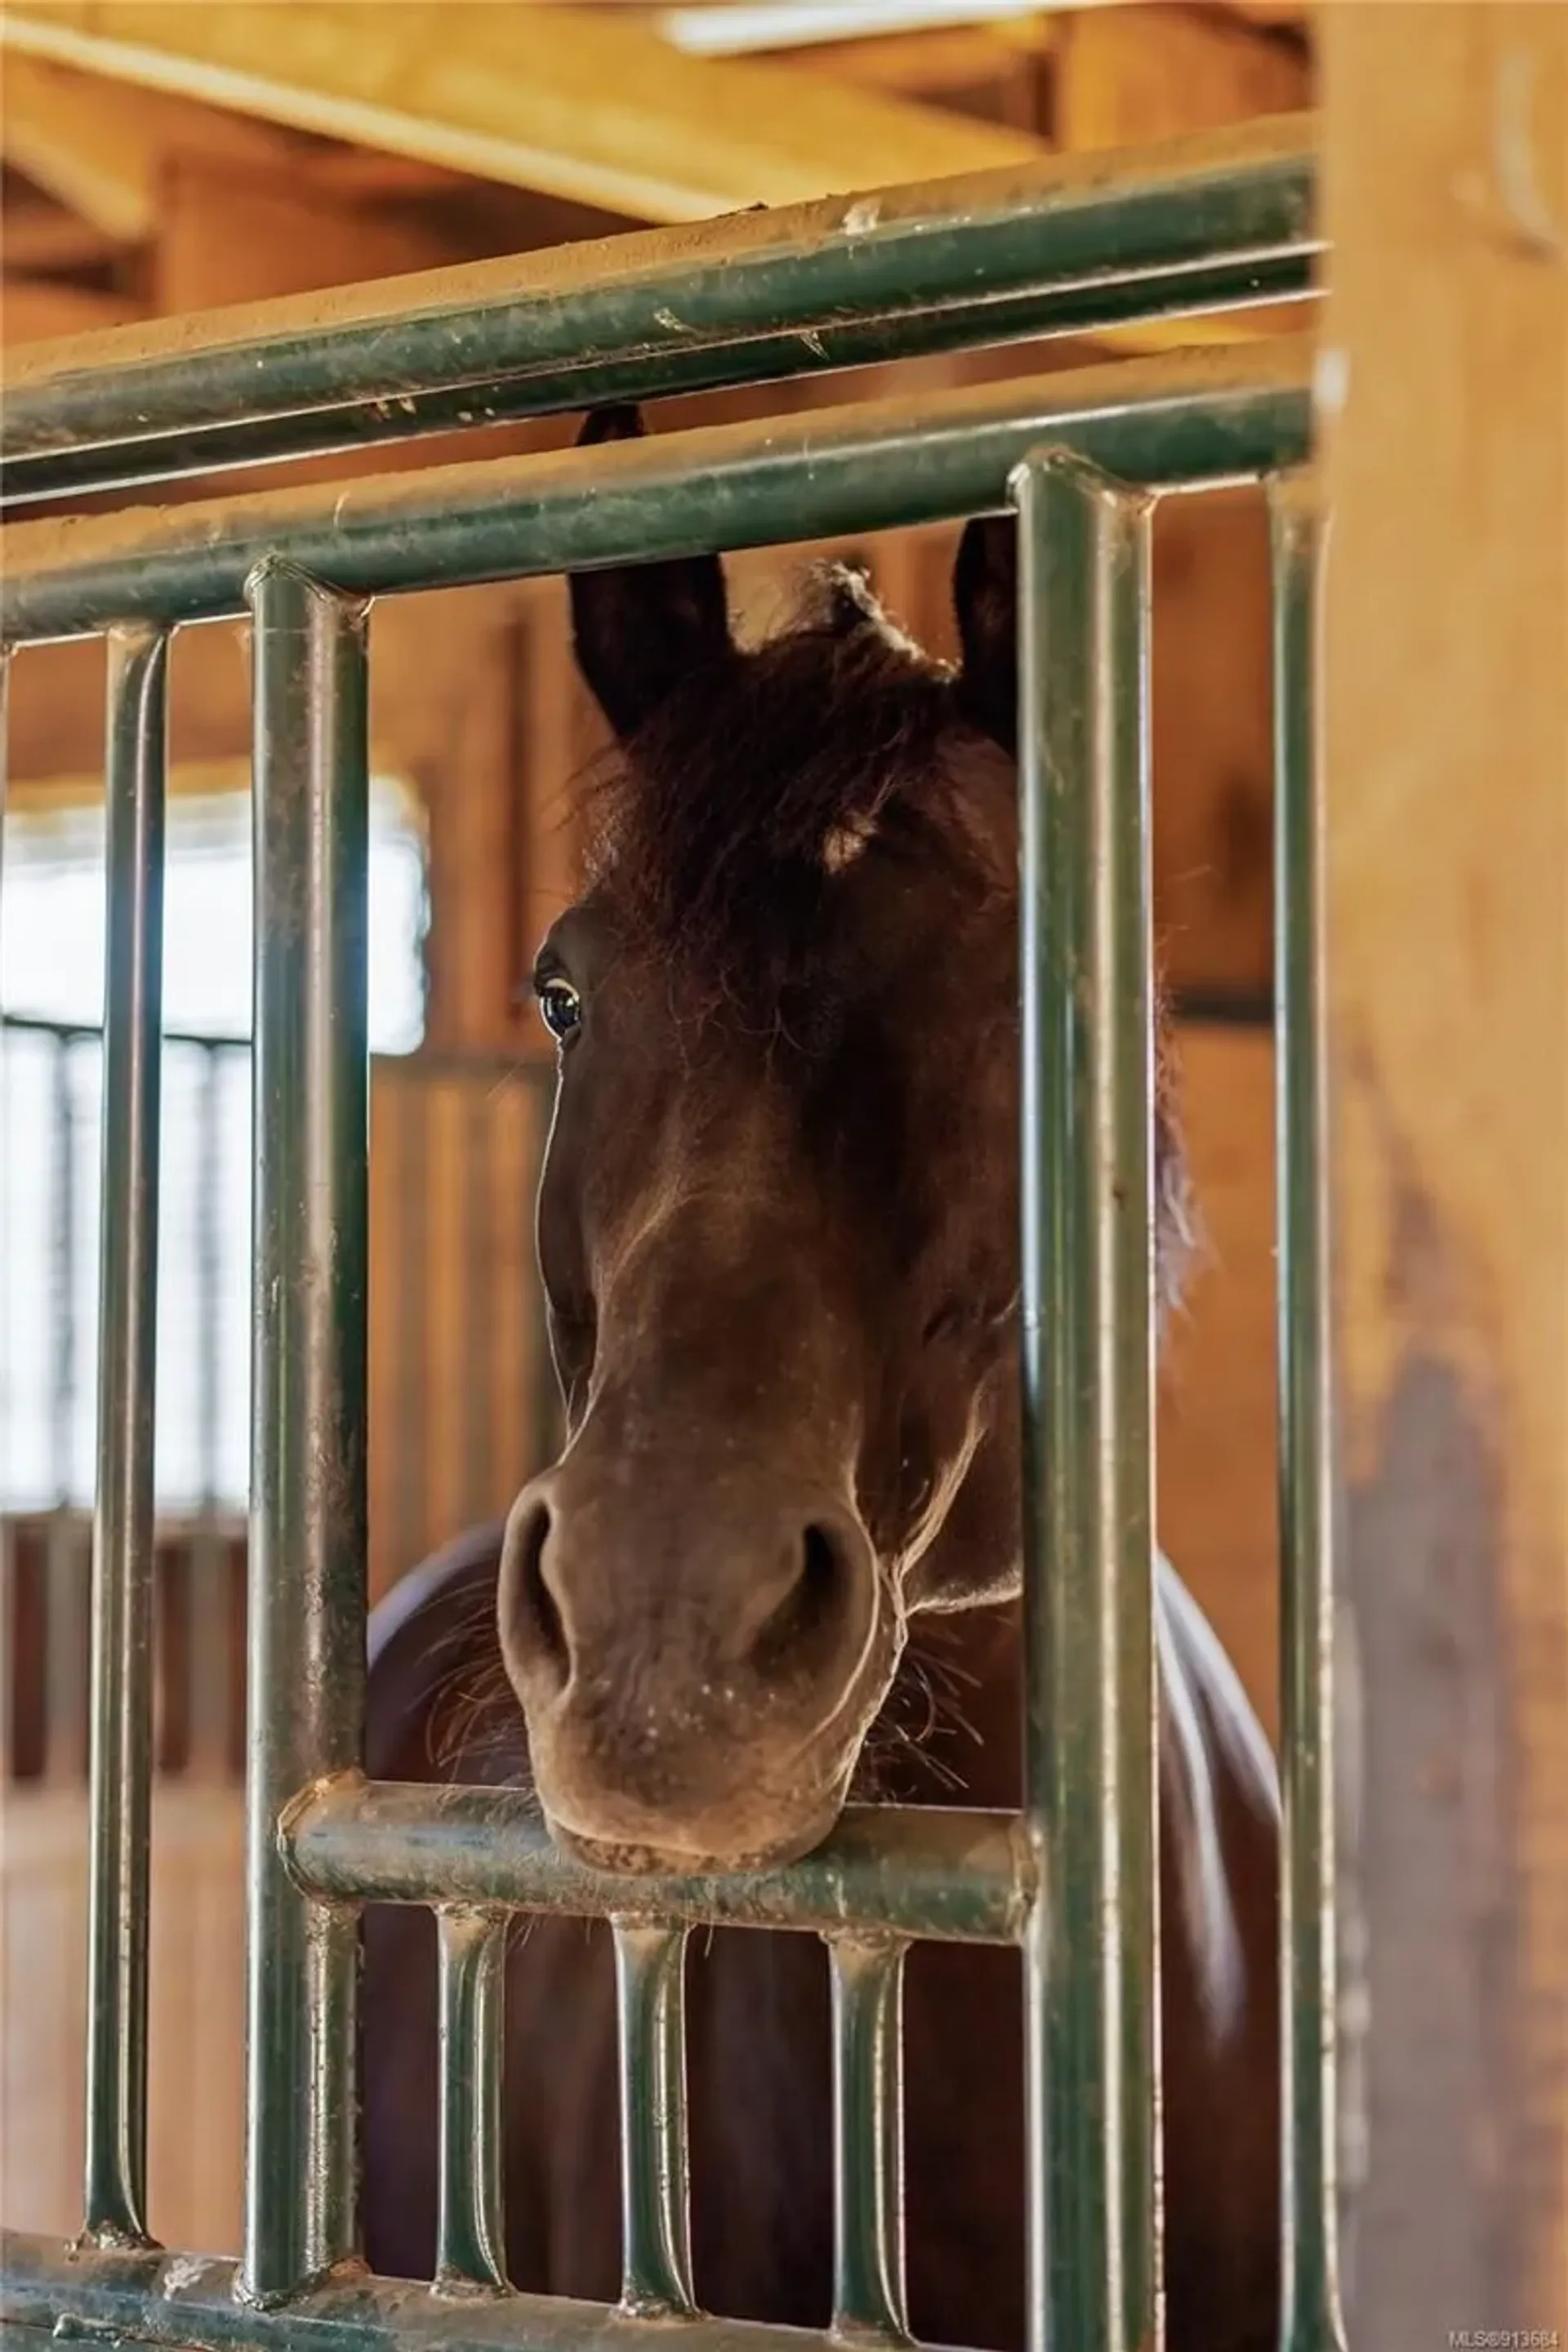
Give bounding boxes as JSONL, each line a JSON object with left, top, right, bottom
{"left": 574, "top": 574, "right": 970, "bottom": 1012}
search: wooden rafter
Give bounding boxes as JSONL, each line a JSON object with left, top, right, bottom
{"left": 0, "top": 49, "right": 290, "bottom": 242}
{"left": 0, "top": 2, "right": 1049, "bottom": 225}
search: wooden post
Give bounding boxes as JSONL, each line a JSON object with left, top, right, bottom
{"left": 1321, "top": 4, "right": 1567, "bottom": 2338}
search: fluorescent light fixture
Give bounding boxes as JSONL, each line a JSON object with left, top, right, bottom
{"left": 660, "top": 0, "right": 1051, "bottom": 58}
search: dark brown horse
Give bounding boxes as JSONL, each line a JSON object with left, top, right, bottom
{"left": 361, "top": 407, "right": 1281, "bottom": 2350}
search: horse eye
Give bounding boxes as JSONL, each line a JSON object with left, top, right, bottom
{"left": 537, "top": 976, "right": 582, "bottom": 1040}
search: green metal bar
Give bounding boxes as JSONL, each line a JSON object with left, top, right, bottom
{"left": 612, "top": 1923, "right": 694, "bottom": 2317}
{"left": 0, "top": 340, "right": 1313, "bottom": 645}
{"left": 243, "top": 561, "right": 370, "bottom": 2304}
{"left": 1269, "top": 474, "right": 1348, "bottom": 2352}
{"left": 281, "top": 1778, "right": 1031, "bottom": 1943}
{"left": 0, "top": 113, "right": 1317, "bottom": 508}
{"left": 1013, "top": 451, "right": 1161, "bottom": 2352}
{"left": 828, "top": 1935, "right": 909, "bottom": 2341}
{"left": 3, "top": 261, "right": 1310, "bottom": 519}
{"left": 435, "top": 1909, "right": 510, "bottom": 2295}
{"left": 8, "top": 2228, "right": 899, "bottom": 2352}
{"left": 81, "top": 623, "right": 167, "bottom": 2252}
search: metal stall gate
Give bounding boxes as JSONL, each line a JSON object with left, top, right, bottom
{"left": 0, "top": 114, "right": 1340, "bottom": 2352}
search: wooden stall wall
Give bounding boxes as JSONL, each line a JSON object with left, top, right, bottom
{"left": 368, "top": 1054, "right": 552, "bottom": 1601}
{"left": 1, "top": 1773, "right": 246, "bottom": 2251}
{"left": 1321, "top": 2, "right": 1568, "bottom": 2335}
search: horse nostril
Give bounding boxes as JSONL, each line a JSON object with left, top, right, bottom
{"left": 750, "top": 1519, "right": 854, "bottom": 1682}
{"left": 509, "top": 1499, "right": 570, "bottom": 1692}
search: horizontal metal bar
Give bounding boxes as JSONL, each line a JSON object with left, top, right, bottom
{"left": 0, "top": 338, "right": 1312, "bottom": 645}
{"left": 281, "top": 1778, "right": 1032, "bottom": 1943}
{"left": 4, "top": 2230, "right": 991, "bottom": 2352}
{"left": 0, "top": 113, "right": 1317, "bottom": 508}
{"left": 5, "top": 262, "right": 1312, "bottom": 520}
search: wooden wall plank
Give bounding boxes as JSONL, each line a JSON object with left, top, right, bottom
{"left": 1157, "top": 1025, "right": 1277, "bottom": 1737}
{"left": 154, "top": 151, "right": 460, "bottom": 313}
{"left": 1151, "top": 490, "right": 1274, "bottom": 1001}
{"left": 0, "top": 1785, "right": 244, "bottom": 2248}
{"left": 371, "top": 595, "right": 526, "bottom": 1056}
{"left": 1053, "top": 1, "right": 1310, "bottom": 151}
{"left": 1321, "top": 2, "right": 1567, "bottom": 2334}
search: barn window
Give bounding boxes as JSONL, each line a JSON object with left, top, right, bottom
{"left": 0, "top": 774, "right": 428, "bottom": 1514}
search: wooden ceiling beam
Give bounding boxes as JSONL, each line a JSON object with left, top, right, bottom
{"left": 0, "top": 2, "right": 1049, "bottom": 225}
{"left": 152, "top": 153, "right": 473, "bottom": 314}
{"left": 0, "top": 49, "right": 293, "bottom": 243}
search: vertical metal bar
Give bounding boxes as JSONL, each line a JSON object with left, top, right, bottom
{"left": 243, "top": 559, "right": 369, "bottom": 2302}
{"left": 1270, "top": 474, "right": 1348, "bottom": 2352}
{"left": 195, "top": 1040, "right": 221, "bottom": 1512}
{"left": 395, "top": 1075, "right": 428, "bottom": 1575}
{"left": 44, "top": 1040, "right": 91, "bottom": 1788}
{"left": 1013, "top": 449, "right": 1162, "bottom": 2352}
{"left": 461, "top": 1083, "right": 494, "bottom": 1526}
{"left": 612, "top": 1921, "right": 694, "bottom": 2317}
{"left": 187, "top": 1038, "right": 230, "bottom": 1775}
{"left": 435, "top": 1907, "right": 510, "bottom": 2292}
{"left": 50, "top": 1030, "right": 77, "bottom": 1508}
{"left": 828, "top": 1933, "right": 909, "bottom": 2341}
{"left": 82, "top": 623, "right": 168, "bottom": 2248}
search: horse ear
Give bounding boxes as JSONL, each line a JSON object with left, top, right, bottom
{"left": 951, "top": 514, "right": 1018, "bottom": 755}
{"left": 570, "top": 407, "right": 733, "bottom": 742}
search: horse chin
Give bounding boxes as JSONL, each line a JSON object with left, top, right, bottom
{"left": 543, "top": 1793, "right": 845, "bottom": 1881}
